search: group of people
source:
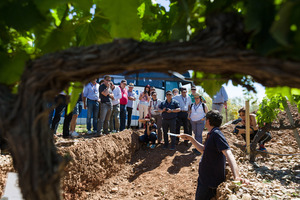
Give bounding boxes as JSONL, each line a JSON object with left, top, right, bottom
{"left": 139, "top": 85, "right": 228, "bottom": 152}
{"left": 81, "top": 76, "right": 136, "bottom": 136}
{"left": 48, "top": 75, "right": 134, "bottom": 138}
{"left": 49, "top": 80, "right": 273, "bottom": 200}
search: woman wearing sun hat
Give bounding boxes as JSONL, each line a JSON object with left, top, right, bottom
{"left": 188, "top": 92, "right": 208, "bottom": 155}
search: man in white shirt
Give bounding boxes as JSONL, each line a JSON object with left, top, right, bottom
{"left": 127, "top": 83, "right": 136, "bottom": 129}
{"left": 109, "top": 83, "right": 121, "bottom": 132}
{"left": 173, "top": 88, "right": 192, "bottom": 145}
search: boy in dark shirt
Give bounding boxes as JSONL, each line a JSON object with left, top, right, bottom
{"left": 139, "top": 117, "right": 157, "bottom": 149}
{"left": 179, "top": 110, "right": 249, "bottom": 200}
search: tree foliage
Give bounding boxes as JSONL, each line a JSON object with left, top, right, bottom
{"left": 1, "top": 0, "right": 300, "bottom": 86}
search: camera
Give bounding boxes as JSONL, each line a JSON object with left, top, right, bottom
{"left": 233, "top": 127, "right": 239, "bottom": 134}
{"left": 233, "top": 125, "right": 246, "bottom": 135}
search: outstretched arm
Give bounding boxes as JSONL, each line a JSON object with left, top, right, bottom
{"left": 178, "top": 134, "right": 205, "bottom": 153}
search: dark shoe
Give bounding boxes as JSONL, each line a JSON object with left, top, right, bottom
{"left": 95, "top": 132, "right": 103, "bottom": 137}
{"left": 192, "top": 148, "right": 201, "bottom": 156}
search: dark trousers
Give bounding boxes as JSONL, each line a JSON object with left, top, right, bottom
{"left": 162, "top": 118, "right": 176, "bottom": 148}
{"left": 188, "top": 119, "right": 192, "bottom": 135}
{"left": 195, "top": 180, "right": 216, "bottom": 200}
{"left": 51, "top": 95, "right": 73, "bottom": 138}
{"left": 235, "top": 125, "right": 272, "bottom": 145}
{"left": 241, "top": 131, "right": 272, "bottom": 145}
{"left": 152, "top": 114, "right": 162, "bottom": 142}
{"left": 176, "top": 112, "right": 189, "bottom": 135}
{"left": 139, "top": 132, "right": 157, "bottom": 144}
{"left": 127, "top": 107, "right": 133, "bottom": 128}
{"left": 120, "top": 104, "right": 126, "bottom": 131}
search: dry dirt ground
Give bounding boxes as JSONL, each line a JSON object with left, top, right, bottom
{"left": 0, "top": 106, "right": 300, "bottom": 200}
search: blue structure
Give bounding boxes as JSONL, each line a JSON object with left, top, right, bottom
{"left": 110, "top": 71, "right": 192, "bottom": 94}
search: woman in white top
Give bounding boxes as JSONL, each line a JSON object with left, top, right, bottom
{"left": 188, "top": 93, "right": 208, "bottom": 146}
{"left": 138, "top": 85, "right": 151, "bottom": 128}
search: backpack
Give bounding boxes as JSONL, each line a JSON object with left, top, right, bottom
{"left": 191, "top": 103, "right": 206, "bottom": 113}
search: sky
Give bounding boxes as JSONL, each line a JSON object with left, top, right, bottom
{"left": 156, "top": 0, "right": 170, "bottom": 11}
{"left": 183, "top": 80, "right": 266, "bottom": 103}
{"left": 223, "top": 80, "right": 266, "bottom": 102}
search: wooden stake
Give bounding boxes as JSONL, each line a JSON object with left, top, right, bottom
{"left": 285, "top": 104, "right": 300, "bottom": 149}
{"left": 245, "top": 100, "right": 250, "bottom": 154}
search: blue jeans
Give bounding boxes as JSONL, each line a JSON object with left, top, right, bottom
{"left": 120, "top": 104, "right": 126, "bottom": 131}
{"left": 191, "top": 120, "right": 205, "bottom": 144}
{"left": 87, "top": 99, "right": 99, "bottom": 131}
{"left": 99, "top": 102, "right": 112, "bottom": 134}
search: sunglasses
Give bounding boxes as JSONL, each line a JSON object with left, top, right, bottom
{"left": 166, "top": 94, "right": 172, "bottom": 96}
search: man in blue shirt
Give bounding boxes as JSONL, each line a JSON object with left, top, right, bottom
{"left": 179, "top": 110, "right": 248, "bottom": 200}
{"left": 83, "top": 79, "right": 100, "bottom": 134}
{"left": 212, "top": 86, "right": 228, "bottom": 112}
{"left": 159, "top": 90, "right": 180, "bottom": 150}
{"left": 173, "top": 88, "right": 192, "bottom": 146}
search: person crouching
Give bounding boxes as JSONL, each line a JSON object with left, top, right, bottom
{"left": 139, "top": 117, "right": 157, "bottom": 149}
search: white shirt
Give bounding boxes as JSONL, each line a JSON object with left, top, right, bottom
{"left": 149, "top": 99, "right": 162, "bottom": 115}
{"left": 190, "top": 103, "right": 206, "bottom": 121}
{"left": 111, "top": 86, "right": 122, "bottom": 105}
{"left": 173, "top": 95, "right": 192, "bottom": 111}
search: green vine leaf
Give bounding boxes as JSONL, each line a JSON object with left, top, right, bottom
{"left": 99, "top": 0, "right": 142, "bottom": 40}
{"left": 67, "top": 82, "right": 83, "bottom": 115}
{"left": 76, "top": 17, "right": 112, "bottom": 46}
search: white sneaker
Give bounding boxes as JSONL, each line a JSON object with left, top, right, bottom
{"left": 71, "top": 131, "right": 79, "bottom": 138}
{"left": 87, "top": 130, "right": 92, "bottom": 135}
